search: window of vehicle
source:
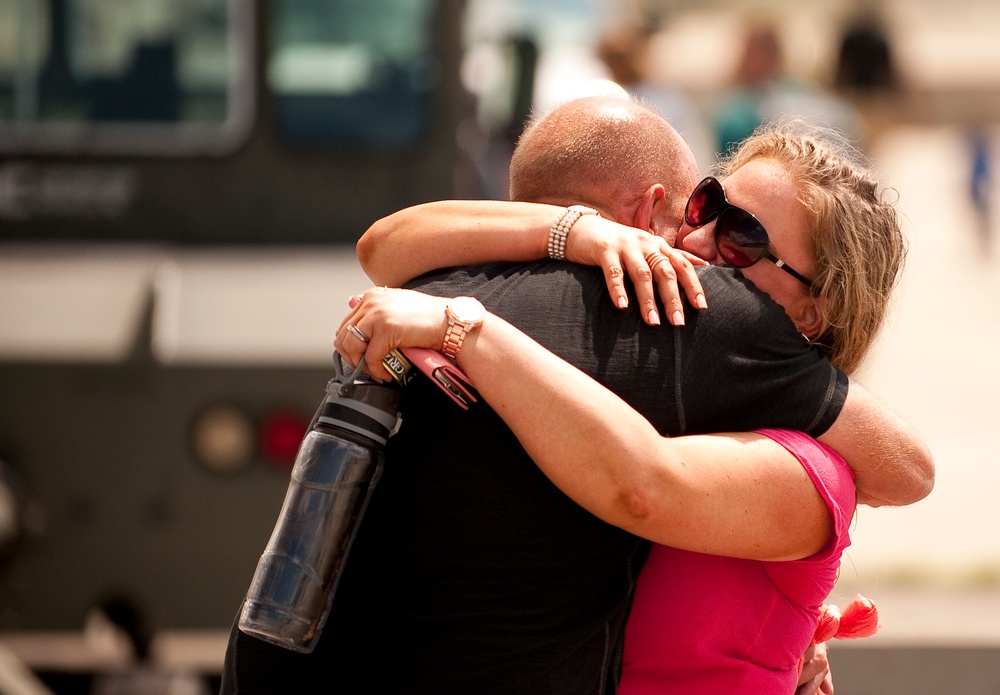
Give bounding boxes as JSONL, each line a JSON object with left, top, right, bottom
{"left": 268, "top": 0, "right": 437, "bottom": 147}
{"left": 0, "top": 0, "right": 252, "bottom": 155}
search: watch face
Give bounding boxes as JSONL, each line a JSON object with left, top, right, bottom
{"left": 450, "top": 296, "right": 485, "bottom": 324}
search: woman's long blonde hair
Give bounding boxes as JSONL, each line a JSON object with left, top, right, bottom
{"left": 718, "top": 122, "right": 906, "bottom": 374}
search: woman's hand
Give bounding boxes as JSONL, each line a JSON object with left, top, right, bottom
{"left": 334, "top": 287, "right": 451, "bottom": 382}
{"left": 565, "top": 215, "right": 708, "bottom": 326}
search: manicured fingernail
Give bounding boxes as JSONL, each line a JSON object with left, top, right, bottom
{"left": 618, "top": 296, "right": 628, "bottom": 309}
{"left": 672, "top": 310, "right": 685, "bottom": 326}
{"left": 696, "top": 293, "right": 707, "bottom": 309}
{"left": 647, "top": 309, "right": 660, "bottom": 326}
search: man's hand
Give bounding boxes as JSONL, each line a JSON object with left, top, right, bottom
{"left": 796, "top": 642, "right": 834, "bottom": 695}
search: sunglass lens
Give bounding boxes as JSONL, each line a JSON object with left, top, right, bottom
{"left": 685, "top": 178, "right": 725, "bottom": 226}
{"left": 716, "top": 208, "right": 768, "bottom": 268}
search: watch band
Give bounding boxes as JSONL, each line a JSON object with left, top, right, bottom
{"left": 441, "top": 320, "right": 470, "bottom": 359}
{"left": 548, "top": 205, "right": 598, "bottom": 260}
{"left": 441, "top": 297, "right": 485, "bottom": 359}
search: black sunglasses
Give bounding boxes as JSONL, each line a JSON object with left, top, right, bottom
{"left": 684, "top": 176, "right": 814, "bottom": 289}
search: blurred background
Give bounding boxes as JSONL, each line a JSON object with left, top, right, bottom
{"left": 0, "top": 0, "right": 998, "bottom": 692}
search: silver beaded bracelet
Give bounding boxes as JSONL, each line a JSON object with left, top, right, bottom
{"left": 547, "top": 205, "right": 598, "bottom": 260}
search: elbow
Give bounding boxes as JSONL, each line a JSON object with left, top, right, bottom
{"left": 608, "top": 448, "right": 684, "bottom": 537}
{"left": 898, "top": 436, "right": 935, "bottom": 506}
{"left": 355, "top": 220, "right": 382, "bottom": 280}
{"left": 911, "top": 442, "right": 936, "bottom": 503}
{"left": 358, "top": 208, "right": 418, "bottom": 286}
{"left": 863, "top": 441, "right": 936, "bottom": 508}
{"left": 615, "top": 481, "right": 660, "bottom": 529}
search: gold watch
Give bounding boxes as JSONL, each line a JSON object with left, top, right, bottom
{"left": 442, "top": 296, "right": 485, "bottom": 358}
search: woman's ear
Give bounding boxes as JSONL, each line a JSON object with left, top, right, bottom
{"left": 633, "top": 183, "right": 666, "bottom": 232}
{"left": 793, "top": 297, "right": 826, "bottom": 340}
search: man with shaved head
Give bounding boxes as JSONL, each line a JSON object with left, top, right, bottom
{"left": 221, "top": 97, "right": 845, "bottom": 694}
{"left": 508, "top": 96, "right": 699, "bottom": 239}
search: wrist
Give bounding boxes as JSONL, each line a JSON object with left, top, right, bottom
{"left": 548, "top": 205, "right": 598, "bottom": 260}
{"left": 441, "top": 296, "right": 486, "bottom": 358}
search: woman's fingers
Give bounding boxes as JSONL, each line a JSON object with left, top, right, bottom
{"left": 623, "top": 245, "right": 706, "bottom": 328}
{"left": 651, "top": 247, "right": 708, "bottom": 314}
{"left": 599, "top": 253, "right": 630, "bottom": 311}
{"left": 599, "top": 247, "right": 663, "bottom": 325}
{"left": 622, "top": 251, "right": 661, "bottom": 326}
{"left": 676, "top": 249, "right": 710, "bottom": 267}
{"left": 335, "top": 288, "right": 389, "bottom": 380}
{"left": 588, "top": 231, "right": 707, "bottom": 327}
{"left": 335, "top": 288, "right": 452, "bottom": 382}
{"left": 645, "top": 252, "right": 681, "bottom": 326}
{"left": 601, "top": 249, "right": 698, "bottom": 327}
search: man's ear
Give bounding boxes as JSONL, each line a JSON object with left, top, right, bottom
{"left": 632, "top": 183, "right": 666, "bottom": 232}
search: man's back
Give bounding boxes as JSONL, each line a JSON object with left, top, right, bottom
{"left": 220, "top": 260, "right": 844, "bottom": 694}
{"left": 319, "top": 262, "right": 667, "bottom": 694}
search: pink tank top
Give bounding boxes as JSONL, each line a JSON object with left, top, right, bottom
{"left": 619, "top": 429, "right": 856, "bottom": 694}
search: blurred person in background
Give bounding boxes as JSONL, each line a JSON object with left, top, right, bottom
{"left": 711, "top": 22, "right": 861, "bottom": 157}
{"left": 834, "top": 11, "right": 901, "bottom": 143}
{"left": 969, "top": 128, "right": 993, "bottom": 253}
{"left": 597, "top": 18, "right": 713, "bottom": 168}
{"left": 835, "top": 15, "right": 898, "bottom": 96}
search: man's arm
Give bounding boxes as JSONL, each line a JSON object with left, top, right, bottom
{"left": 686, "top": 269, "right": 933, "bottom": 509}
{"left": 818, "top": 379, "right": 934, "bottom": 507}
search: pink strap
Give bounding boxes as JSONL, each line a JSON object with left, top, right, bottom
{"left": 400, "top": 347, "right": 478, "bottom": 410}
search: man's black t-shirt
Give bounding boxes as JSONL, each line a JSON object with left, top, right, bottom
{"left": 221, "top": 262, "right": 847, "bottom": 695}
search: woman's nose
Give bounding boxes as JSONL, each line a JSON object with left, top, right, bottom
{"left": 677, "top": 223, "right": 719, "bottom": 264}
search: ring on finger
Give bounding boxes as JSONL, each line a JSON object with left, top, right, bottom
{"left": 347, "top": 324, "right": 371, "bottom": 344}
{"left": 647, "top": 253, "right": 669, "bottom": 271}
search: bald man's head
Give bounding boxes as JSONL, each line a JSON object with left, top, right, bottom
{"left": 509, "top": 96, "right": 699, "bottom": 235}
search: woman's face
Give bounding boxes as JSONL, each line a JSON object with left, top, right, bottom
{"left": 675, "top": 158, "right": 823, "bottom": 338}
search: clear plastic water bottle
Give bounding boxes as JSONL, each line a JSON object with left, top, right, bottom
{"left": 238, "top": 354, "right": 400, "bottom": 652}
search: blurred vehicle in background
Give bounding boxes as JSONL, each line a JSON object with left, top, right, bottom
{"left": 0, "top": 2, "right": 610, "bottom": 673}
{"left": 0, "top": 0, "right": 472, "bottom": 641}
